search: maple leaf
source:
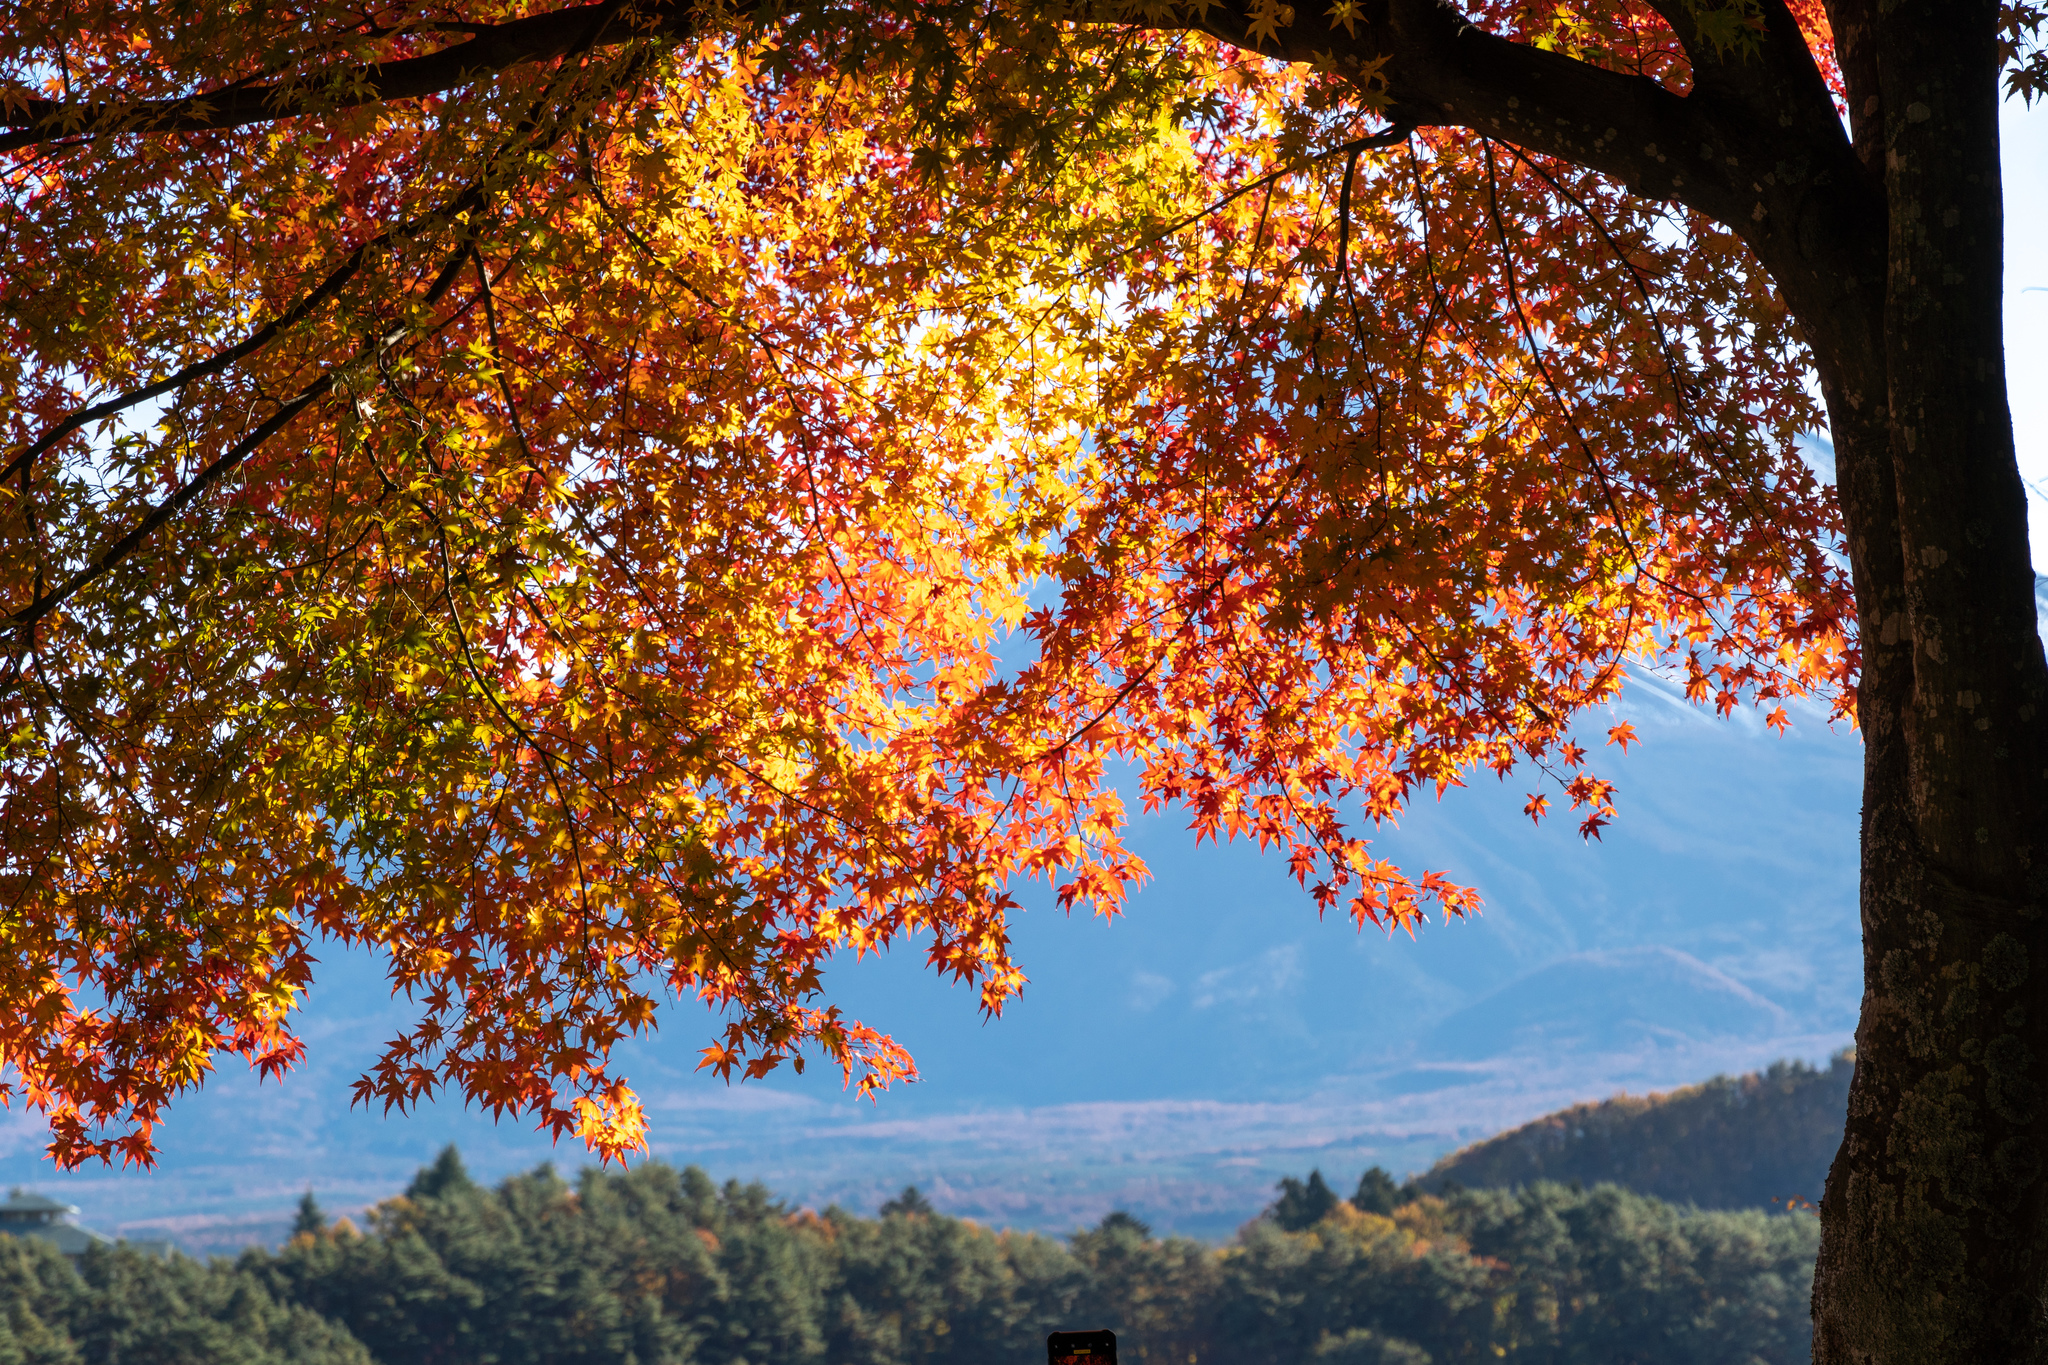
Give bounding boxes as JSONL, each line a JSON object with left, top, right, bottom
{"left": 1683, "top": 0, "right": 1769, "bottom": 58}
{"left": 0, "top": 0, "right": 1884, "bottom": 1243}
{"left": 1243, "top": 0, "right": 1291, "bottom": 48}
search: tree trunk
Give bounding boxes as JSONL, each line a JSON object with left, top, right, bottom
{"left": 1801, "top": 4, "right": 2048, "bottom": 1359}
{"left": 1285, "top": 2, "right": 2048, "bottom": 1351}
{"left": 1239, "top": 0, "right": 2048, "bottom": 1353}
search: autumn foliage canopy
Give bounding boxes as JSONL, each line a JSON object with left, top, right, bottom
{"left": 0, "top": 0, "right": 1860, "bottom": 1166}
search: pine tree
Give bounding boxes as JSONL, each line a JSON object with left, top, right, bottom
{"left": 1350, "top": 1170, "right": 1404, "bottom": 1218}
{"left": 405, "top": 1148, "right": 474, "bottom": 1203}
{"left": 880, "top": 1187, "right": 936, "bottom": 1219}
{"left": 291, "top": 1191, "right": 326, "bottom": 1239}
{"left": 1271, "top": 1172, "right": 1341, "bottom": 1232}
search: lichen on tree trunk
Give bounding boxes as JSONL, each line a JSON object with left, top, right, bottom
{"left": 1805, "top": 6, "right": 2048, "bottom": 1357}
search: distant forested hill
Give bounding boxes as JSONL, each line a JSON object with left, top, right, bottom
{"left": 1419, "top": 1052, "right": 1854, "bottom": 1209}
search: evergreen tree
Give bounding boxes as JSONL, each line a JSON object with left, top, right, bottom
{"left": 879, "top": 1187, "right": 935, "bottom": 1219}
{"left": 1068, "top": 1209, "right": 1219, "bottom": 1365}
{"left": 404, "top": 1146, "right": 474, "bottom": 1202}
{"left": 1270, "top": 1171, "right": 1341, "bottom": 1231}
{"left": 0, "top": 1148, "right": 1822, "bottom": 1364}
{"left": 291, "top": 1191, "right": 326, "bottom": 1239}
{"left": 68, "top": 1243, "right": 371, "bottom": 1365}
{"left": 0, "top": 1237, "right": 81, "bottom": 1365}
{"left": 1350, "top": 1169, "right": 1403, "bottom": 1218}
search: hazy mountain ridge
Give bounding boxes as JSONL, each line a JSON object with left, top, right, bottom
{"left": 86, "top": 1046, "right": 1857, "bottom": 1257}
{"left": 1416, "top": 946, "right": 1795, "bottom": 1063}
{"left": 1, "top": 669, "right": 1863, "bottom": 1251}
{"left": 1419, "top": 1051, "right": 1853, "bottom": 1208}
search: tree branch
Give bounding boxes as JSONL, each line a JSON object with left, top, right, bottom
{"left": 0, "top": 0, "right": 692, "bottom": 154}
{"left": 1145, "top": 0, "right": 1861, "bottom": 245}
{"left": 0, "top": 185, "right": 486, "bottom": 493}
{"left": 1, "top": 236, "right": 478, "bottom": 644}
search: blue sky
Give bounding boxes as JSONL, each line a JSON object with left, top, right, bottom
{"left": 0, "top": 667, "right": 1864, "bottom": 1246}
{"left": 5, "top": 89, "right": 2044, "bottom": 1252}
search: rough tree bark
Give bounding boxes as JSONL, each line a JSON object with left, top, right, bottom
{"left": 1172, "top": 0, "right": 2047, "bottom": 1356}
{"left": 1814, "top": 8, "right": 2048, "bottom": 1358}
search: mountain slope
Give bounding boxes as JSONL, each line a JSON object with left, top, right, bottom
{"left": 1419, "top": 1051, "right": 1853, "bottom": 1208}
{"left": 0, "top": 676, "right": 1866, "bottom": 1249}
{"left": 1419, "top": 946, "right": 1794, "bottom": 1061}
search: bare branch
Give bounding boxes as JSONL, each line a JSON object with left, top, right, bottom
{"left": 0, "top": 0, "right": 692, "bottom": 153}
{"left": 3, "top": 240, "right": 478, "bottom": 642}
{"left": 1137, "top": 0, "right": 1859, "bottom": 243}
{"left": 0, "top": 187, "right": 486, "bottom": 493}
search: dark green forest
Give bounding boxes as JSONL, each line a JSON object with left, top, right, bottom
{"left": 1422, "top": 1054, "right": 1853, "bottom": 1210}
{"left": 0, "top": 1147, "right": 1818, "bottom": 1365}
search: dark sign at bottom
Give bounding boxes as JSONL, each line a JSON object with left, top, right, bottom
{"left": 1048, "top": 1329, "right": 1117, "bottom": 1365}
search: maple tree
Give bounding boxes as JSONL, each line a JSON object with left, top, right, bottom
{"left": 0, "top": 0, "right": 2041, "bottom": 1358}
